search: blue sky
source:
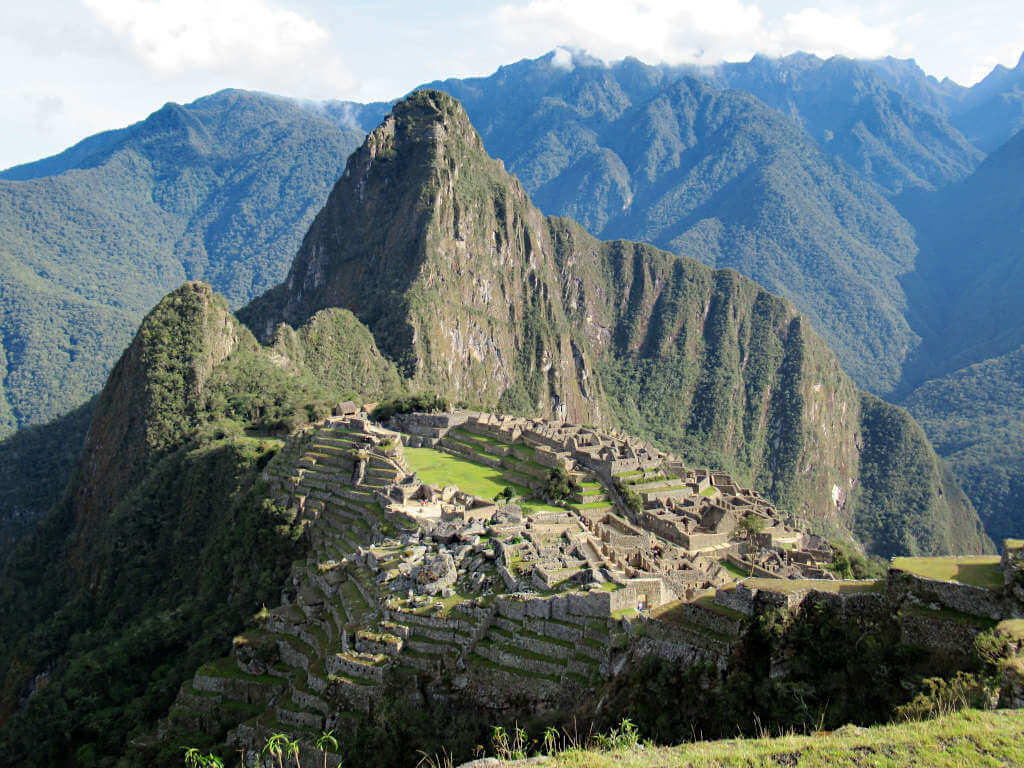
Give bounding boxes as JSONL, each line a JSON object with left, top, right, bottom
{"left": 1, "top": 0, "right": 1021, "bottom": 170}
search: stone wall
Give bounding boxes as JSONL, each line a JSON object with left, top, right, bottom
{"left": 887, "top": 569, "right": 1021, "bottom": 621}
{"left": 327, "top": 654, "right": 386, "bottom": 683}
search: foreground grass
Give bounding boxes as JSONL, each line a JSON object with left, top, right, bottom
{"left": 891, "top": 556, "right": 1004, "bottom": 589}
{"left": 403, "top": 446, "right": 553, "bottom": 515}
{"left": 543, "top": 709, "right": 1024, "bottom": 767}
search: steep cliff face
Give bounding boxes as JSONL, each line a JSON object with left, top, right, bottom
{"left": 241, "top": 90, "right": 603, "bottom": 422}
{"left": 241, "top": 90, "right": 987, "bottom": 555}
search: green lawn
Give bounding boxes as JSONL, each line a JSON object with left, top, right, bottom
{"left": 403, "top": 446, "right": 554, "bottom": 515}
{"left": 719, "top": 559, "right": 749, "bottom": 579}
{"left": 891, "top": 556, "right": 1004, "bottom": 589}
{"left": 742, "top": 578, "right": 883, "bottom": 595}
{"left": 542, "top": 709, "right": 1024, "bottom": 768}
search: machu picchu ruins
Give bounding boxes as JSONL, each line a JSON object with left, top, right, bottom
{"left": 160, "top": 409, "right": 1024, "bottom": 759}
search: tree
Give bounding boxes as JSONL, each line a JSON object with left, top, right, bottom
{"left": 737, "top": 515, "right": 767, "bottom": 541}
{"left": 493, "top": 486, "right": 515, "bottom": 502}
{"left": 314, "top": 729, "right": 340, "bottom": 768}
{"left": 264, "top": 733, "right": 290, "bottom": 768}
{"left": 544, "top": 466, "right": 574, "bottom": 502}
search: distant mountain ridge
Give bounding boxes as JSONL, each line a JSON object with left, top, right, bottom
{"left": 0, "top": 89, "right": 365, "bottom": 434}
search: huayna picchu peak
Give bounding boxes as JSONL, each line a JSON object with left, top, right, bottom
{"left": 0, "top": 90, "right": 1014, "bottom": 768}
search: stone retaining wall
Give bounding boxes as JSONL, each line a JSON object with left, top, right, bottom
{"left": 888, "top": 569, "right": 1021, "bottom": 621}
{"left": 327, "top": 654, "right": 386, "bottom": 683}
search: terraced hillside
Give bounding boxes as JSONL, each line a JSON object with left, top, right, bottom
{"left": 159, "top": 412, "right": 1024, "bottom": 764}
{"left": 161, "top": 412, "right": 798, "bottom": 757}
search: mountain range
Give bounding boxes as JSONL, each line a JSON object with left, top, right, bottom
{"left": 0, "top": 90, "right": 991, "bottom": 765}
{"left": 1, "top": 49, "right": 1022, "bottom": 548}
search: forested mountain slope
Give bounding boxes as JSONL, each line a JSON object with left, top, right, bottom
{"left": 863, "top": 52, "right": 1024, "bottom": 153}
{"left": 904, "top": 345, "right": 1024, "bottom": 544}
{"left": 898, "top": 127, "right": 1024, "bottom": 390}
{"left": 0, "top": 89, "right": 364, "bottom": 434}
{"left": 708, "top": 53, "right": 981, "bottom": 193}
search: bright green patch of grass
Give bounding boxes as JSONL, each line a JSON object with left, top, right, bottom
{"left": 891, "top": 556, "right": 1003, "bottom": 589}
{"left": 545, "top": 709, "right": 1024, "bottom": 767}
{"left": 996, "top": 618, "right": 1024, "bottom": 640}
{"left": 743, "top": 578, "right": 883, "bottom": 595}
{"left": 403, "top": 446, "right": 552, "bottom": 515}
{"left": 719, "top": 559, "right": 749, "bottom": 579}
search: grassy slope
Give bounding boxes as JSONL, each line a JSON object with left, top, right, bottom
{"left": 403, "top": 446, "right": 553, "bottom": 516}
{"left": 891, "top": 556, "right": 1004, "bottom": 589}
{"left": 539, "top": 709, "right": 1024, "bottom": 768}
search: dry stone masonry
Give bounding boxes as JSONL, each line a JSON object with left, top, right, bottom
{"left": 159, "top": 411, "right": 1024, "bottom": 755}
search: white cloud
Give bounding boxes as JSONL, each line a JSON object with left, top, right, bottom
{"left": 494, "top": 0, "right": 903, "bottom": 66}
{"left": 81, "top": 0, "right": 354, "bottom": 94}
{"left": 496, "top": 0, "right": 766, "bottom": 65}
{"left": 778, "top": 8, "right": 897, "bottom": 59}
{"left": 551, "top": 46, "right": 574, "bottom": 70}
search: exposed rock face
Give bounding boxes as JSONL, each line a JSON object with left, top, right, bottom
{"left": 416, "top": 552, "right": 457, "bottom": 595}
{"left": 241, "top": 91, "right": 987, "bottom": 555}
{"left": 240, "top": 91, "right": 603, "bottom": 423}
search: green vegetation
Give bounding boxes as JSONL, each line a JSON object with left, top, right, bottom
{"left": 891, "top": 556, "right": 1004, "bottom": 589}
{"left": 827, "top": 543, "right": 888, "bottom": 580}
{"left": 403, "top": 446, "right": 552, "bottom": 515}
{"left": 736, "top": 515, "right": 767, "bottom": 540}
{"left": 903, "top": 346, "right": 1024, "bottom": 545}
{"left": 543, "top": 465, "right": 576, "bottom": 502}
{"left": 0, "top": 89, "right": 365, "bottom": 436}
{"left": 855, "top": 394, "right": 990, "bottom": 557}
{"left": 539, "top": 709, "right": 1024, "bottom": 768}
{"left": 370, "top": 393, "right": 448, "bottom": 422}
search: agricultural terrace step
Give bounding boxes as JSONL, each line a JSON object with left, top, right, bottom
{"left": 277, "top": 634, "right": 315, "bottom": 671}
{"left": 406, "top": 635, "right": 463, "bottom": 655}
{"left": 466, "top": 652, "right": 562, "bottom": 686}
{"left": 502, "top": 470, "right": 537, "bottom": 488}
{"left": 501, "top": 458, "right": 550, "bottom": 480}
{"left": 629, "top": 478, "right": 684, "bottom": 491}
{"left": 275, "top": 700, "right": 324, "bottom": 731}
{"left": 473, "top": 640, "right": 565, "bottom": 677}
{"left": 567, "top": 655, "right": 599, "bottom": 678}
{"left": 488, "top": 625, "right": 573, "bottom": 660}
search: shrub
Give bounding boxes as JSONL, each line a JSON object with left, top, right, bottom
{"left": 371, "top": 393, "right": 449, "bottom": 422}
